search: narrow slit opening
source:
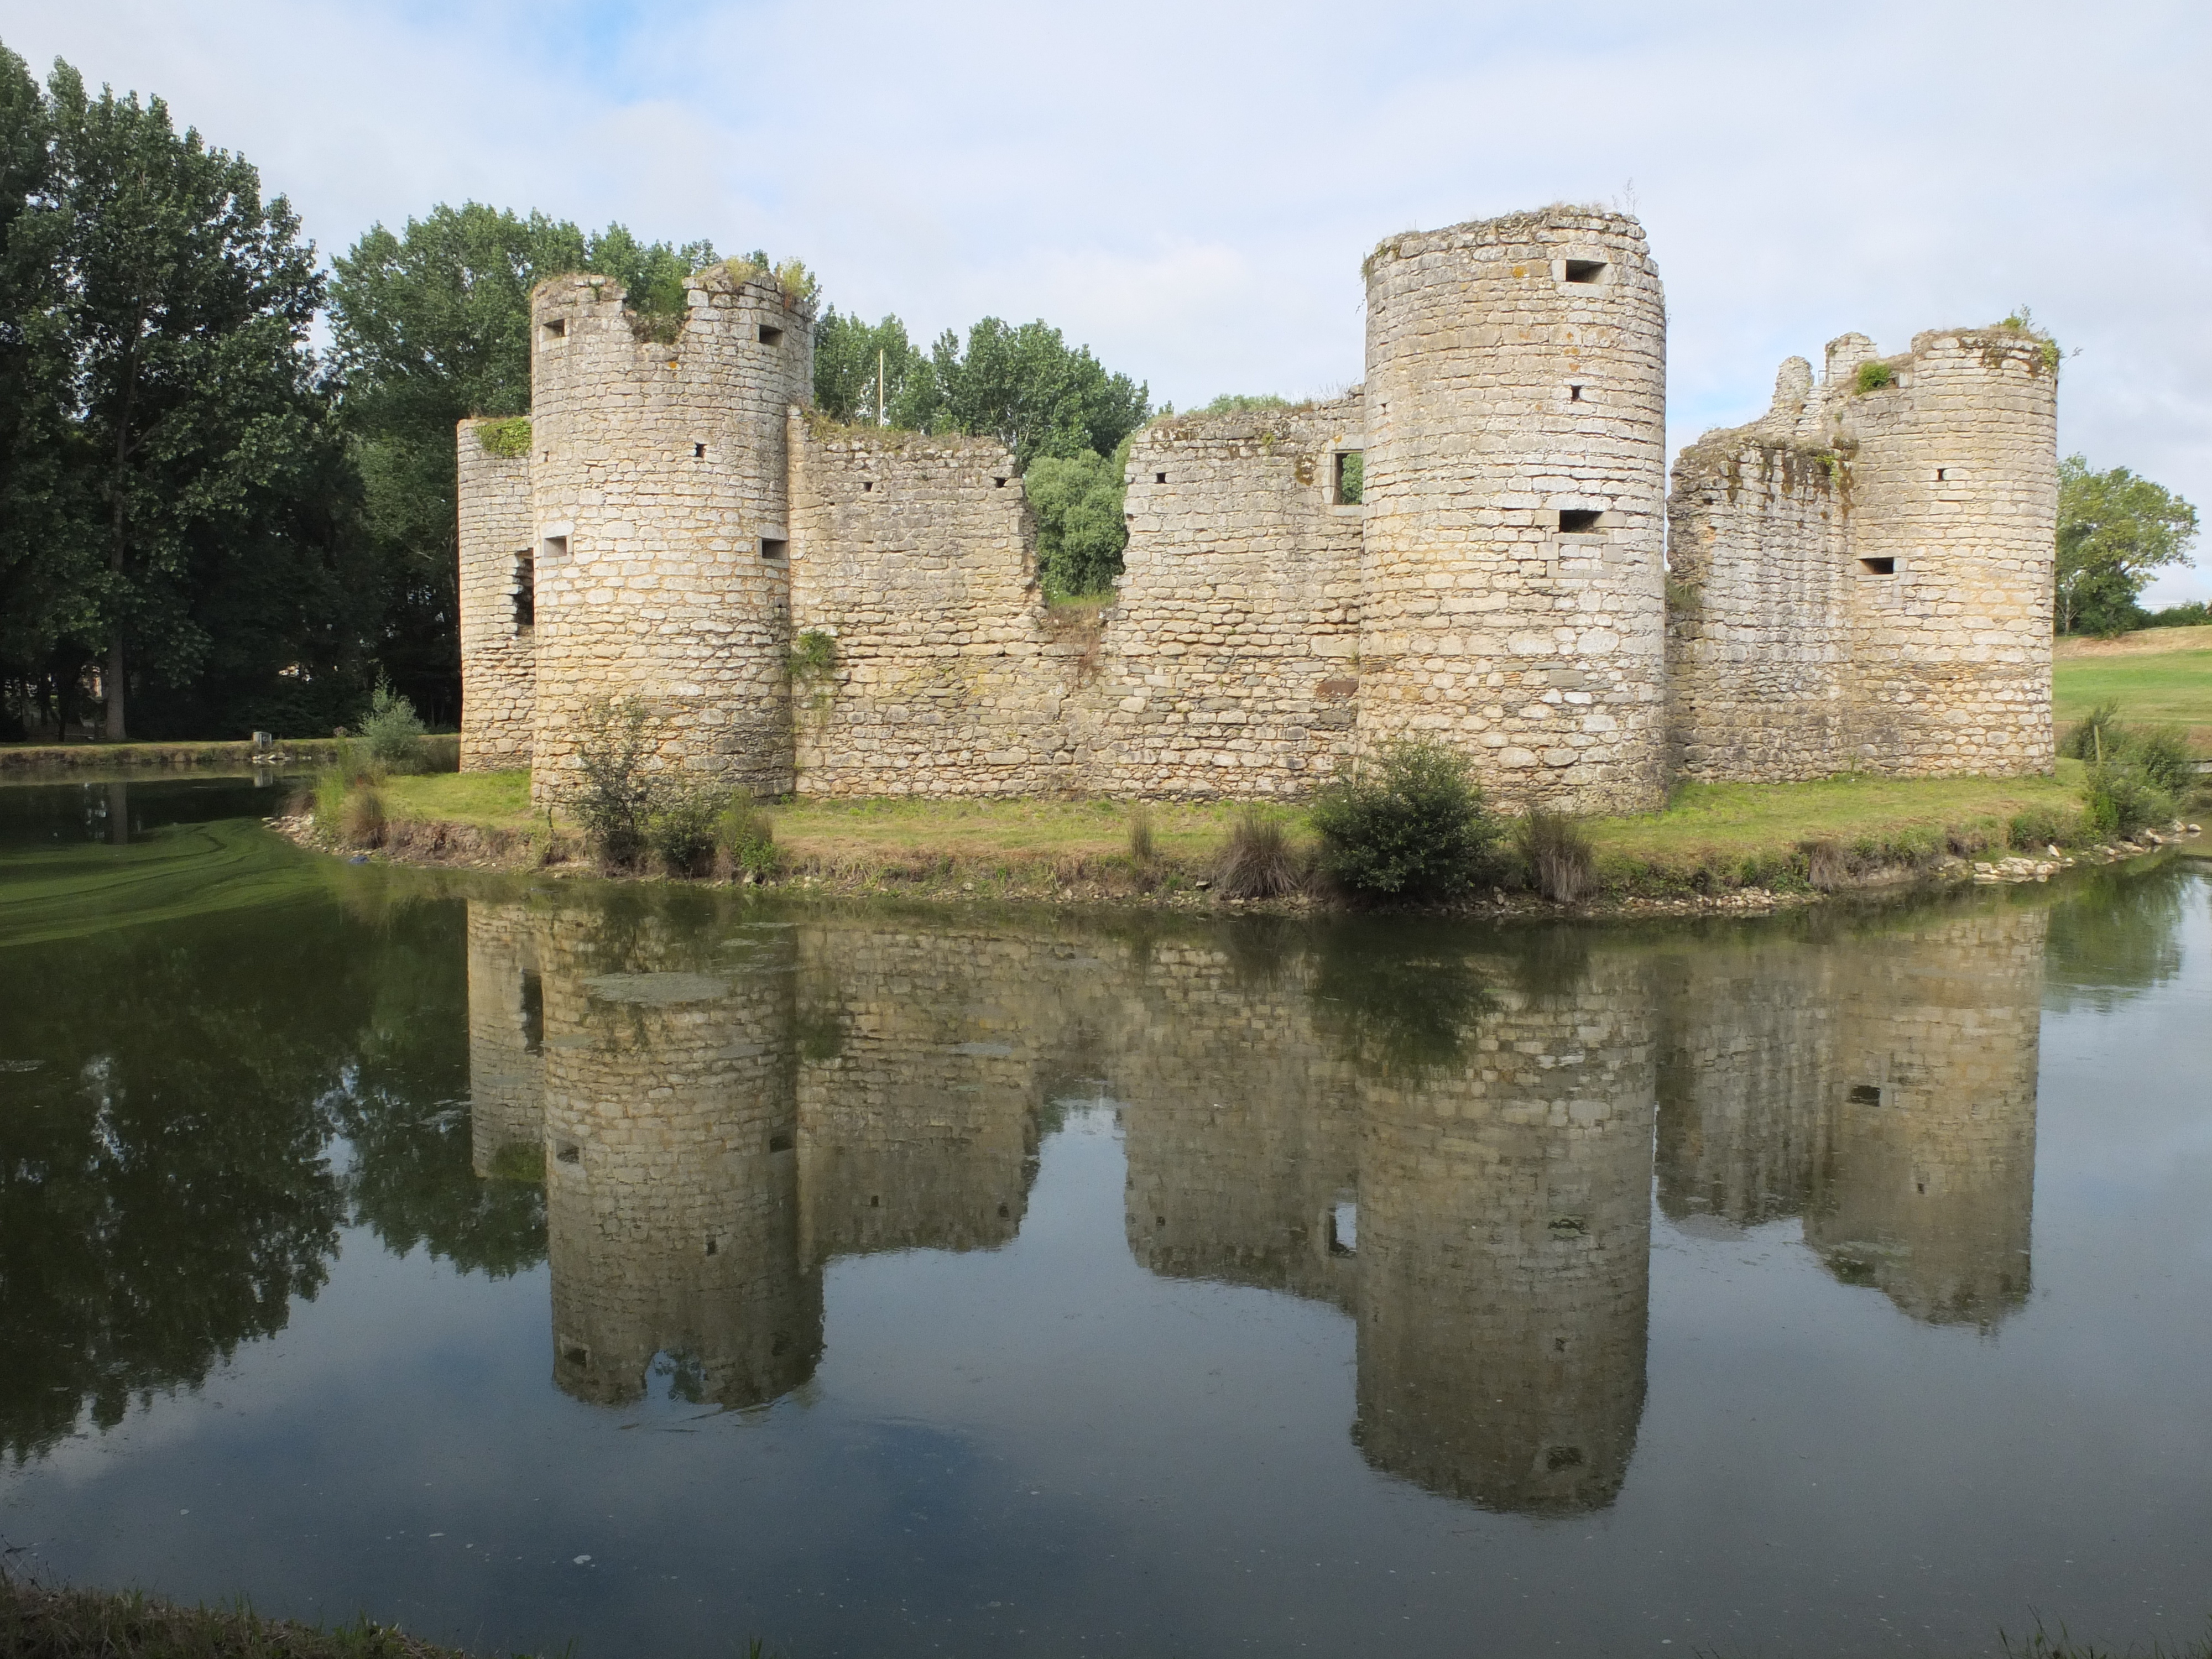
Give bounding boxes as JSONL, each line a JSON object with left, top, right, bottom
{"left": 694, "top": 443, "right": 706, "bottom": 458}
{"left": 541, "top": 317, "right": 565, "bottom": 339}
{"left": 758, "top": 324, "right": 784, "bottom": 346}
{"left": 1558, "top": 509, "right": 1603, "bottom": 533}
{"left": 1563, "top": 259, "right": 1606, "bottom": 284}
{"left": 1859, "top": 556, "right": 1896, "bottom": 576}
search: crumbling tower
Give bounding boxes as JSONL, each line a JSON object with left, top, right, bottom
{"left": 527, "top": 264, "right": 814, "bottom": 803}
{"left": 1358, "top": 208, "right": 1668, "bottom": 812}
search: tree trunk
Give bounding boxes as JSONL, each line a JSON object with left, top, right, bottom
{"left": 105, "top": 637, "right": 127, "bottom": 741}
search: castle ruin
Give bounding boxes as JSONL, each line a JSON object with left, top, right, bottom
{"left": 458, "top": 207, "right": 2058, "bottom": 811}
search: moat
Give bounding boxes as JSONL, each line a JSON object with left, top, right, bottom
{"left": 3, "top": 775, "right": 2208, "bottom": 1658}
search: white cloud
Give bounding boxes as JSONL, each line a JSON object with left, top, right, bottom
{"left": 8, "top": 0, "right": 2206, "bottom": 587}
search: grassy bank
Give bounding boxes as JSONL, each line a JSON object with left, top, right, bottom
{"left": 2054, "top": 624, "right": 2212, "bottom": 751}
{"left": 0, "top": 1572, "right": 499, "bottom": 1658}
{"left": 347, "top": 763, "right": 2177, "bottom": 908}
{"left": 0, "top": 734, "right": 460, "bottom": 774}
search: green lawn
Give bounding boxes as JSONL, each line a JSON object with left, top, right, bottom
{"left": 380, "top": 766, "right": 2101, "bottom": 888}
{"left": 2053, "top": 625, "right": 2212, "bottom": 749}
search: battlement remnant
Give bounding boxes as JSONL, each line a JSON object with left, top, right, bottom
{"left": 458, "top": 210, "right": 2056, "bottom": 804}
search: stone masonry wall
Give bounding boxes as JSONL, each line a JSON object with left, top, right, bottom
{"left": 1077, "top": 398, "right": 1366, "bottom": 795}
{"left": 528, "top": 265, "right": 813, "bottom": 806}
{"left": 456, "top": 425, "right": 536, "bottom": 771}
{"left": 1358, "top": 208, "right": 1670, "bottom": 813}
{"left": 1667, "top": 327, "right": 2057, "bottom": 780}
{"left": 465, "top": 900, "right": 543, "bottom": 1179}
{"left": 786, "top": 419, "right": 1079, "bottom": 795}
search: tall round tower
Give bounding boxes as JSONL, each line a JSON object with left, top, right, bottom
{"left": 1358, "top": 208, "right": 1667, "bottom": 812}
{"left": 528, "top": 263, "right": 814, "bottom": 804}
{"left": 1823, "top": 326, "right": 2059, "bottom": 776}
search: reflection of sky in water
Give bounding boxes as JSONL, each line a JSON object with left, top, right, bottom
{"left": 1, "top": 780, "right": 2209, "bottom": 1658}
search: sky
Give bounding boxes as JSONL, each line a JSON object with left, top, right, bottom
{"left": 4, "top": 0, "right": 2206, "bottom": 602}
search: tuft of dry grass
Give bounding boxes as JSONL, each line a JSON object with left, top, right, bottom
{"left": 339, "top": 785, "right": 387, "bottom": 849}
{"left": 1517, "top": 808, "right": 1596, "bottom": 903}
{"left": 1128, "top": 805, "right": 1156, "bottom": 865}
{"left": 1218, "top": 808, "right": 1303, "bottom": 899}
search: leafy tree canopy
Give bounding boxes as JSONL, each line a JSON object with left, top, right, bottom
{"left": 0, "top": 43, "right": 371, "bottom": 740}
{"left": 2056, "top": 454, "right": 2199, "bottom": 637}
{"left": 1025, "top": 438, "right": 1132, "bottom": 598}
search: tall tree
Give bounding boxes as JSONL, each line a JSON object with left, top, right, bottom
{"left": 11, "top": 55, "right": 358, "bottom": 740}
{"left": 2056, "top": 455, "right": 2199, "bottom": 637}
{"left": 924, "top": 317, "right": 1148, "bottom": 467}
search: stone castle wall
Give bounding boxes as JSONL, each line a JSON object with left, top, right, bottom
{"left": 528, "top": 264, "right": 813, "bottom": 805}
{"left": 456, "top": 426, "right": 536, "bottom": 771}
{"left": 786, "top": 420, "right": 1078, "bottom": 796}
{"left": 1667, "top": 328, "right": 2058, "bottom": 780}
{"left": 1357, "top": 209, "right": 1670, "bottom": 813}
{"left": 459, "top": 206, "right": 2056, "bottom": 804}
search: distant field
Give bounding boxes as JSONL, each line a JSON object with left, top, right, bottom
{"left": 2053, "top": 625, "right": 2212, "bottom": 749}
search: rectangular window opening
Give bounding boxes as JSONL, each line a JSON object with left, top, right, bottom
{"left": 1859, "top": 556, "right": 1896, "bottom": 576}
{"left": 994, "top": 476, "right": 1007, "bottom": 488}
{"left": 1155, "top": 471, "right": 1167, "bottom": 484}
{"left": 1569, "top": 384, "right": 1584, "bottom": 401}
{"left": 541, "top": 317, "right": 565, "bottom": 338}
{"left": 1849, "top": 1083, "right": 1882, "bottom": 1105}
{"left": 1329, "top": 1200, "right": 1358, "bottom": 1256}
{"left": 760, "top": 536, "right": 787, "bottom": 561}
{"left": 693, "top": 443, "right": 706, "bottom": 458}
{"left": 512, "top": 550, "right": 535, "bottom": 632}
{"left": 758, "top": 324, "right": 784, "bottom": 346}
{"left": 768, "top": 1131, "right": 794, "bottom": 1153}
{"left": 519, "top": 968, "right": 544, "bottom": 1053}
{"left": 1935, "top": 468, "right": 1947, "bottom": 481}
{"left": 542, "top": 534, "right": 568, "bottom": 564}
{"left": 1564, "top": 259, "right": 1606, "bottom": 284}
{"left": 1558, "top": 509, "right": 1604, "bottom": 533}
{"left": 862, "top": 480, "right": 873, "bottom": 492}
{"left": 555, "top": 1141, "right": 581, "bottom": 1166}
{"left": 1333, "top": 450, "right": 1364, "bottom": 505}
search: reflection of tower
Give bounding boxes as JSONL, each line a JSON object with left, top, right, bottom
{"left": 794, "top": 924, "right": 1051, "bottom": 1265}
{"left": 1119, "top": 941, "right": 1358, "bottom": 1312}
{"left": 1808, "top": 907, "right": 2045, "bottom": 1328}
{"left": 1653, "top": 938, "right": 1833, "bottom": 1227}
{"left": 1354, "top": 951, "right": 1656, "bottom": 1512}
{"left": 538, "top": 912, "right": 820, "bottom": 1407}
{"left": 466, "top": 900, "right": 545, "bottom": 1178}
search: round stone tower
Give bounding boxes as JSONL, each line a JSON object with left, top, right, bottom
{"left": 1820, "top": 326, "right": 2059, "bottom": 775}
{"left": 528, "top": 262, "right": 814, "bottom": 804}
{"left": 1358, "top": 208, "right": 1668, "bottom": 812}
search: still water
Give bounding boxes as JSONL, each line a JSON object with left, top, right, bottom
{"left": 1, "top": 776, "right": 2208, "bottom": 1657}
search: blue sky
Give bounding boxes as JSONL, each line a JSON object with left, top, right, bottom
{"left": 7, "top": 0, "right": 2206, "bottom": 601}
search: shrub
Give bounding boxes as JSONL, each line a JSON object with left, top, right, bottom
{"left": 1854, "top": 359, "right": 1896, "bottom": 393}
{"left": 2083, "top": 760, "right": 2173, "bottom": 840}
{"left": 1516, "top": 808, "right": 1596, "bottom": 904}
{"left": 1127, "top": 805, "right": 1156, "bottom": 865}
{"left": 1308, "top": 740, "right": 1501, "bottom": 902}
{"left": 1218, "top": 808, "right": 1301, "bottom": 899}
{"left": 1802, "top": 839, "right": 1850, "bottom": 890}
{"left": 567, "top": 697, "right": 660, "bottom": 868}
{"left": 648, "top": 787, "right": 723, "bottom": 876}
{"left": 2059, "top": 700, "right": 2122, "bottom": 762}
{"left": 2007, "top": 807, "right": 2071, "bottom": 851}
{"left": 716, "top": 794, "right": 778, "bottom": 878}
{"left": 339, "top": 785, "right": 387, "bottom": 848}
{"left": 359, "top": 680, "right": 427, "bottom": 772}
{"left": 2129, "top": 726, "right": 2198, "bottom": 796}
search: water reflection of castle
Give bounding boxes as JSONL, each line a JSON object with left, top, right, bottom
{"left": 466, "top": 896, "right": 2046, "bottom": 1509}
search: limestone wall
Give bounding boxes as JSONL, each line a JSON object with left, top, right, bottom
{"left": 1358, "top": 208, "right": 1670, "bottom": 813}
{"left": 456, "top": 426, "right": 536, "bottom": 771}
{"left": 528, "top": 265, "right": 813, "bottom": 805}
{"left": 1081, "top": 399, "right": 1365, "bottom": 795}
{"left": 786, "top": 420, "right": 1078, "bottom": 796}
{"left": 1667, "top": 327, "right": 2057, "bottom": 780}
